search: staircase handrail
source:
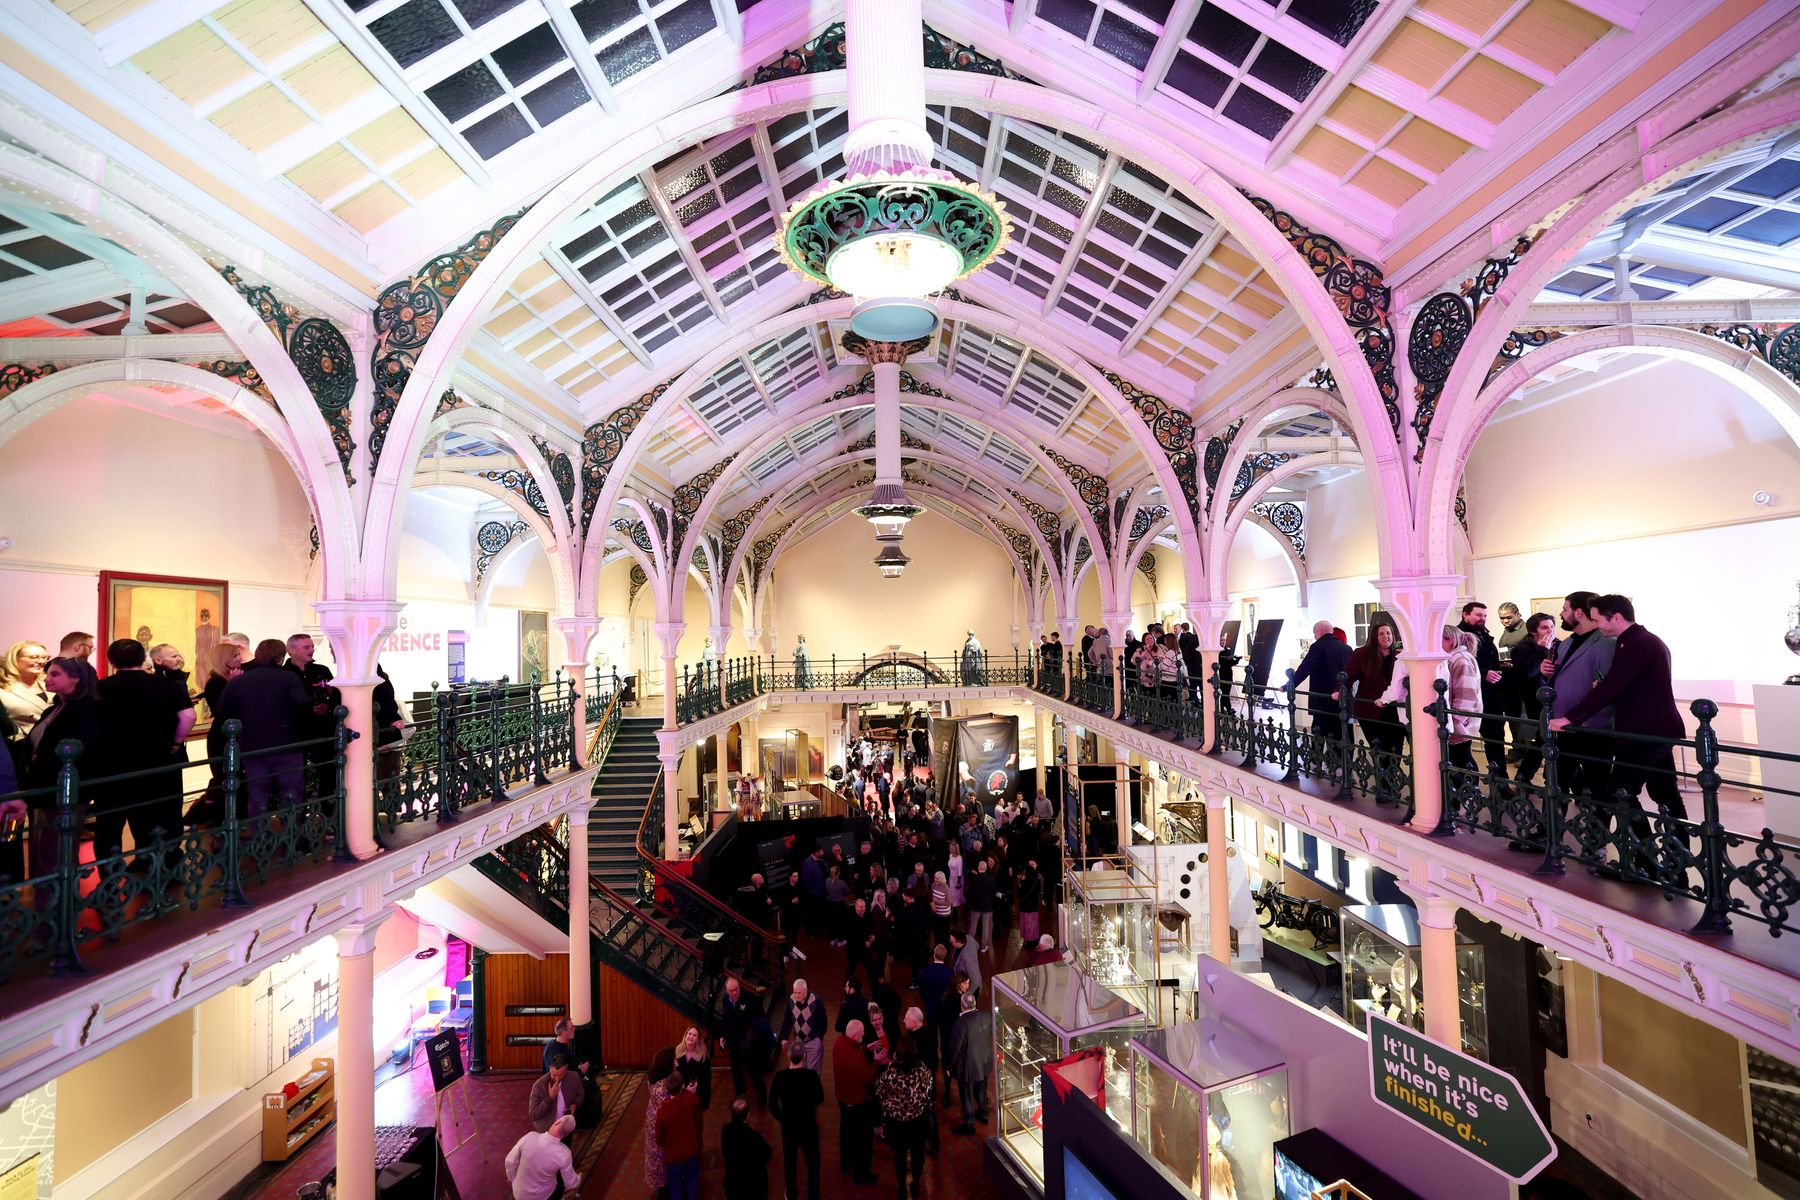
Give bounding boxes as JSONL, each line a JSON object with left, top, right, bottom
{"left": 585, "top": 687, "right": 623, "bottom": 767}
{"left": 634, "top": 768, "right": 786, "bottom": 973}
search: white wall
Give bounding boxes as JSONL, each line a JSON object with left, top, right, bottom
{"left": 0, "top": 398, "right": 313, "bottom": 655}
{"left": 768, "top": 509, "right": 1018, "bottom": 661}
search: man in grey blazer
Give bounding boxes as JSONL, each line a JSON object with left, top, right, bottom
{"left": 1541, "top": 591, "right": 1615, "bottom": 801}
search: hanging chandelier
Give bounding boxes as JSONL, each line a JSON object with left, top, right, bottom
{"left": 873, "top": 542, "right": 912, "bottom": 578}
{"left": 774, "top": 0, "right": 1011, "bottom": 341}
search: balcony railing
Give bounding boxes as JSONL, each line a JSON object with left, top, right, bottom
{"left": 2, "top": 671, "right": 582, "bottom": 982}
{"left": 672, "top": 650, "right": 1056, "bottom": 722}
{"left": 1433, "top": 683, "right": 1800, "bottom": 939}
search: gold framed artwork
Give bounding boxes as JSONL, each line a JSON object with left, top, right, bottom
{"left": 517, "top": 609, "right": 550, "bottom": 684}
{"left": 97, "top": 571, "right": 227, "bottom": 686}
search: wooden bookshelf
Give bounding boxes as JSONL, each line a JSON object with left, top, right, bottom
{"left": 261, "top": 1057, "right": 335, "bottom": 1162}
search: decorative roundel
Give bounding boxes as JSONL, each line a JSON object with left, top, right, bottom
{"left": 289, "top": 318, "right": 356, "bottom": 411}
{"left": 1769, "top": 323, "right": 1800, "bottom": 386}
{"left": 1407, "top": 293, "right": 1472, "bottom": 386}
{"left": 550, "top": 455, "right": 576, "bottom": 502}
{"left": 476, "top": 520, "right": 513, "bottom": 555}
{"left": 373, "top": 281, "right": 443, "bottom": 350}
{"left": 1264, "top": 501, "right": 1304, "bottom": 536}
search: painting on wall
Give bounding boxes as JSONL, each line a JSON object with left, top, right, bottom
{"left": 1532, "top": 597, "right": 1564, "bottom": 623}
{"left": 97, "top": 572, "right": 228, "bottom": 689}
{"left": 517, "top": 610, "right": 550, "bottom": 684}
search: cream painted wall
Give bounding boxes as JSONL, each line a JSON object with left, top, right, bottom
{"left": 768, "top": 510, "right": 1018, "bottom": 660}
{"left": 0, "top": 398, "right": 314, "bottom": 655}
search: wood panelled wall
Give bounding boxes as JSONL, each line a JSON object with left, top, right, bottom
{"left": 600, "top": 968, "right": 691, "bottom": 1069}
{"left": 483, "top": 953, "right": 569, "bottom": 1071}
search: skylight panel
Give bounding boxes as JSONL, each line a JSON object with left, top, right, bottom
{"left": 1157, "top": 1, "right": 1365, "bottom": 140}
{"left": 949, "top": 326, "right": 1024, "bottom": 396}
{"left": 748, "top": 442, "right": 795, "bottom": 480}
{"left": 686, "top": 359, "right": 764, "bottom": 436}
{"left": 750, "top": 329, "right": 824, "bottom": 402}
{"left": 1009, "top": 353, "right": 1088, "bottom": 426}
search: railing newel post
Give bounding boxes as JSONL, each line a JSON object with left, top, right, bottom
{"left": 1535, "top": 685, "right": 1565, "bottom": 876}
{"left": 1689, "top": 698, "right": 1733, "bottom": 934}
{"left": 48, "top": 740, "right": 87, "bottom": 974}
{"left": 219, "top": 719, "right": 251, "bottom": 903}
{"left": 1281, "top": 686, "right": 1299, "bottom": 782}
{"left": 1334, "top": 670, "right": 1353, "bottom": 800}
{"left": 332, "top": 707, "right": 357, "bottom": 863}
{"left": 436, "top": 683, "right": 459, "bottom": 824}
{"left": 1430, "top": 678, "right": 1456, "bottom": 837}
{"left": 489, "top": 679, "right": 509, "bottom": 804}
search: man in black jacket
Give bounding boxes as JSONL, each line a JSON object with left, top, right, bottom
{"left": 284, "top": 634, "right": 341, "bottom": 796}
{"left": 216, "top": 640, "right": 313, "bottom": 817}
{"left": 767, "top": 1043, "right": 824, "bottom": 1200}
{"left": 1286, "top": 620, "right": 1353, "bottom": 741}
{"left": 1457, "top": 601, "right": 1508, "bottom": 777}
{"left": 720, "top": 1097, "right": 771, "bottom": 1200}
{"left": 94, "top": 639, "right": 194, "bottom": 860}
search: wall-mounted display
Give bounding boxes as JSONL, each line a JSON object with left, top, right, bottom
{"left": 97, "top": 571, "right": 227, "bottom": 696}
{"left": 993, "top": 962, "right": 1144, "bottom": 1183}
{"left": 517, "top": 609, "right": 549, "bottom": 683}
{"left": 1340, "top": 904, "right": 1487, "bottom": 1060}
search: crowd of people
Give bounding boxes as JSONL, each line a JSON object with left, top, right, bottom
{"left": 0, "top": 629, "right": 405, "bottom": 882}
{"left": 1036, "top": 622, "right": 1210, "bottom": 702}
{"left": 624, "top": 736, "right": 1070, "bottom": 1200}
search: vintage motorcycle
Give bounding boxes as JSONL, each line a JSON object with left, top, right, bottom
{"left": 1253, "top": 879, "right": 1340, "bottom": 950}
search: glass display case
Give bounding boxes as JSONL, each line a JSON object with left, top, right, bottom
{"left": 1339, "top": 903, "right": 1488, "bottom": 1059}
{"left": 1130, "top": 1019, "right": 1290, "bottom": 1200}
{"left": 992, "top": 962, "right": 1145, "bottom": 1183}
{"left": 1066, "top": 865, "right": 1161, "bottom": 1019}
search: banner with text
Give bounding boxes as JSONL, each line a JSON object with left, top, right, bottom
{"left": 1367, "top": 1013, "right": 1554, "bottom": 1183}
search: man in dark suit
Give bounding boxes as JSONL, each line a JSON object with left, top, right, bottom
{"left": 215, "top": 640, "right": 314, "bottom": 817}
{"left": 1457, "top": 601, "right": 1508, "bottom": 776}
{"left": 1553, "top": 595, "right": 1687, "bottom": 880}
{"left": 1286, "top": 620, "right": 1353, "bottom": 742}
{"left": 93, "top": 639, "right": 194, "bottom": 862}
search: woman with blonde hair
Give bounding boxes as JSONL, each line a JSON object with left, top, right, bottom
{"left": 0, "top": 641, "right": 51, "bottom": 743}
{"left": 674, "top": 1024, "right": 712, "bottom": 1110}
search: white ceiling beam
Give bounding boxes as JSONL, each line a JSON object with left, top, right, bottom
{"left": 0, "top": 262, "right": 132, "bottom": 325}
{"left": 543, "top": 253, "right": 656, "bottom": 369}
{"left": 1563, "top": 0, "right": 1643, "bottom": 31}
{"left": 1524, "top": 296, "right": 1800, "bottom": 326}
{"left": 541, "top": 0, "right": 622, "bottom": 118}
{"left": 637, "top": 170, "right": 729, "bottom": 322}
{"left": 1008, "top": 0, "right": 1037, "bottom": 38}
{"left": 1120, "top": 221, "right": 1224, "bottom": 354}
{"left": 0, "top": 332, "right": 236, "bottom": 360}
{"left": 1610, "top": 230, "right": 1800, "bottom": 293}
{"left": 1613, "top": 129, "right": 1800, "bottom": 252}
{"left": 1136, "top": 0, "right": 1201, "bottom": 104}
{"left": 294, "top": 0, "right": 494, "bottom": 187}
{"left": 1038, "top": 153, "right": 1122, "bottom": 318}
{"left": 711, "top": 0, "right": 743, "bottom": 45}
{"left": 96, "top": 0, "right": 230, "bottom": 66}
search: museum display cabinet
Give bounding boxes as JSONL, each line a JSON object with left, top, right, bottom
{"left": 1339, "top": 903, "right": 1488, "bottom": 1059}
{"left": 992, "top": 961, "right": 1145, "bottom": 1183}
{"left": 1067, "top": 864, "right": 1162, "bottom": 1020}
{"left": 1129, "top": 1020, "right": 1290, "bottom": 1200}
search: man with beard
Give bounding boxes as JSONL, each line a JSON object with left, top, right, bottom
{"left": 1542, "top": 591, "right": 1615, "bottom": 804}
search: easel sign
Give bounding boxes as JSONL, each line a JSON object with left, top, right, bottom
{"left": 425, "top": 1031, "right": 485, "bottom": 1160}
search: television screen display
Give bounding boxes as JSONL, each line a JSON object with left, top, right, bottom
{"left": 1063, "top": 1147, "right": 1120, "bottom": 1200}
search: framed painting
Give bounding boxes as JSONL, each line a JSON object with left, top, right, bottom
{"left": 517, "top": 610, "right": 550, "bottom": 684}
{"left": 96, "top": 571, "right": 228, "bottom": 684}
{"left": 1531, "top": 596, "right": 1564, "bottom": 622}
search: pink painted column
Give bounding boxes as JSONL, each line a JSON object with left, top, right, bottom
{"left": 315, "top": 600, "right": 402, "bottom": 861}
{"left": 1186, "top": 600, "right": 1231, "bottom": 752}
{"left": 1376, "top": 576, "right": 1463, "bottom": 835}
{"left": 334, "top": 910, "right": 393, "bottom": 1200}
{"left": 1058, "top": 618, "right": 1077, "bottom": 700}
{"left": 1404, "top": 885, "right": 1462, "bottom": 1048}
{"left": 1103, "top": 609, "right": 1129, "bottom": 719}
{"left": 654, "top": 621, "right": 684, "bottom": 732}
{"left": 567, "top": 803, "right": 593, "bottom": 1023}
{"left": 555, "top": 615, "right": 598, "bottom": 761}
{"left": 1206, "top": 790, "right": 1231, "bottom": 964}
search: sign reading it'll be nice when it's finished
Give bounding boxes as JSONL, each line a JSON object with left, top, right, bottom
{"left": 1367, "top": 1014, "right": 1556, "bottom": 1184}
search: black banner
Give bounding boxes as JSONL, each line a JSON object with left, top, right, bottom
{"left": 1247, "top": 618, "right": 1285, "bottom": 690}
{"left": 929, "top": 717, "right": 959, "bottom": 808}
{"left": 956, "top": 716, "right": 1019, "bottom": 806}
{"left": 756, "top": 835, "right": 797, "bottom": 892}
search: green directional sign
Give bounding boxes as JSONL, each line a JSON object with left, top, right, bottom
{"left": 1367, "top": 1014, "right": 1556, "bottom": 1183}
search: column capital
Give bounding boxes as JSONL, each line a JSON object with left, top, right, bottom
{"left": 333, "top": 908, "right": 394, "bottom": 957}
{"left": 567, "top": 801, "right": 595, "bottom": 827}
{"left": 1101, "top": 609, "right": 1131, "bottom": 631}
{"left": 313, "top": 599, "right": 404, "bottom": 685}
{"left": 1184, "top": 599, "right": 1233, "bottom": 642}
{"left": 1203, "top": 789, "right": 1228, "bottom": 811}
{"left": 652, "top": 621, "right": 686, "bottom": 658}
{"left": 554, "top": 615, "right": 599, "bottom": 660}
{"left": 1396, "top": 881, "right": 1459, "bottom": 928}
{"left": 1372, "top": 575, "right": 1466, "bottom": 651}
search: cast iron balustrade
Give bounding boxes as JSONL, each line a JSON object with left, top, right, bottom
{"left": 1116, "top": 651, "right": 1207, "bottom": 744}
{"left": 682, "top": 650, "right": 1049, "bottom": 701}
{"left": 1211, "top": 668, "right": 1412, "bottom": 813}
{"left": 0, "top": 712, "right": 354, "bottom": 979}
{"left": 633, "top": 769, "right": 786, "bottom": 990}
{"left": 1433, "top": 682, "right": 1800, "bottom": 938}
{"left": 375, "top": 671, "right": 582, "bottom": 833}
{"left": 472, "top": 817, "right": 760, "bottom": 1026}
{"left": 1069, "top": 661, "right": 1114, "bottom": 714}
{"left": 1, "top": 671, "right": 583, "bottom": 984}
